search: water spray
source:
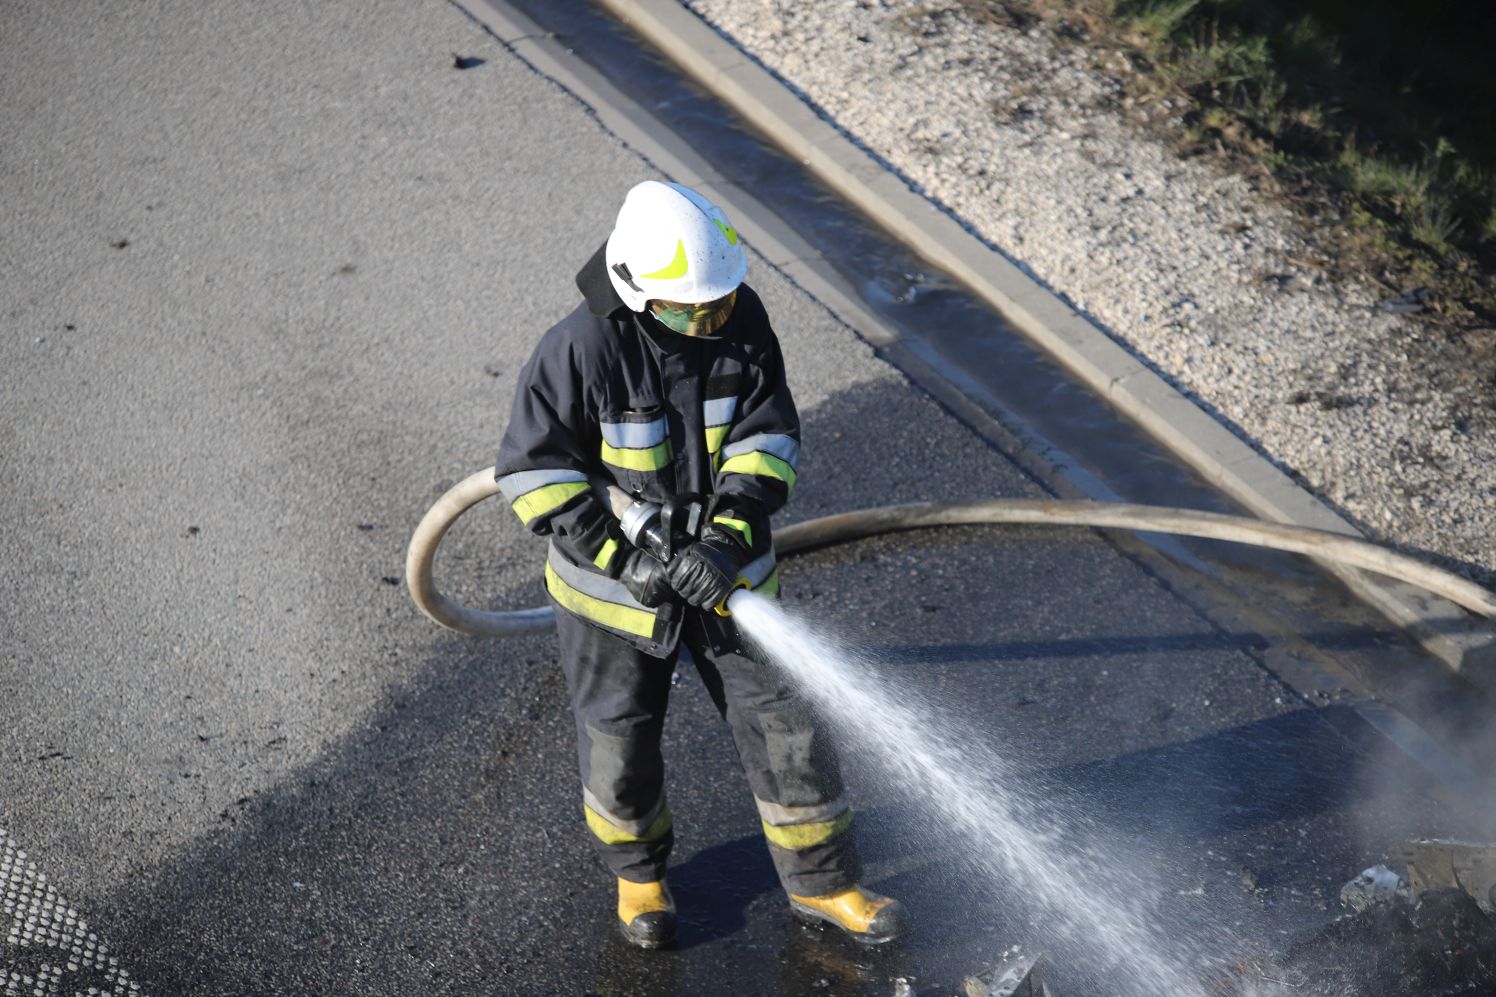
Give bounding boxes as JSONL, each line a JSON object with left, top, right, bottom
{"left": 729, "top": 589, "right": 1204, "bottom": 994}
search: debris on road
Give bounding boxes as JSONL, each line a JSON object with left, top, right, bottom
{"left": 1339, "top": 864, "right": 1409, "bottom": 912}
{"left": 962, "top": 949, "right": 1050, "bottom": 996}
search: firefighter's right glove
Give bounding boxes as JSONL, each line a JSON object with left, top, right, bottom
{"left": 618, "top": 549, "right": 675, "bottom": 608}
{"left": 667, "top": 527, "right": 747, "bottom": 610}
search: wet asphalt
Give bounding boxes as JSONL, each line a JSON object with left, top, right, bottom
{"left": 1, "top": 1, "right": 1489, "bottom": 995}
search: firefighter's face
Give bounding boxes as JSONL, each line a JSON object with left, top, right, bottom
{"left": 649, "top": 290, "right": 737, "bottom": 336}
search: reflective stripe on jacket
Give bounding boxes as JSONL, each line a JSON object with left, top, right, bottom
{"left": 495, "top": 245, "right": 797, "bottom": 655}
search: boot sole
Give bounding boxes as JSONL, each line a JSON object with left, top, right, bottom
{"left": 788, "top": 900, "right": 900, "bottom": 946}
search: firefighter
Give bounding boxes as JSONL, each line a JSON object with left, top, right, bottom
{"left": 495, "top": 181, "right": 905, "bottom": 949}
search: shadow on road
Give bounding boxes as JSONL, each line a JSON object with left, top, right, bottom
{"left": 87, "top": 378, "right": 1458, "bottom": 995}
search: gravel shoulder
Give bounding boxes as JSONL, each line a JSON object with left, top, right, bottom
{"left": 683, "top": 0, "right": 1496, "bottom": 590}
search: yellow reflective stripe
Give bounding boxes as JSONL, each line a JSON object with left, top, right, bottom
{"left": 545, "top": 563, "right": 657, "bottom": 638}
{"left": 761, "top": 809, "right": 852, "bottom": 851}
{"left": 511, "top": 481, "right": 588, "bottom": 525}
{"left": 752, "top": 568, "right": 779, "bottom": 598}
{"left": 593, "top": 538, "right": 620, "bottom": 571}
{"left": 720, "top": 451, "right": 797, "bottom": 490}
{"left": 705, "top": 423, "right": 731, "bottom": 454}
{"left": 713, "top": 516, "right": 752, "bottom": 548}
{"left": 585, "top": 803, "right": 673, "bottom": 845}
{"left": 714, "top": 218, "right": 739, "bottom": 245}
{"left": 601, "top": 439, "right": 672, "bottom": 472}
{"left": 640, "top": 239, "right": 688, "bottom": 280}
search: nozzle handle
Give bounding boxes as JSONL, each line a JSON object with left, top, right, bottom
{"left": 662, "top": 494, "right": 706, "bottom": 560}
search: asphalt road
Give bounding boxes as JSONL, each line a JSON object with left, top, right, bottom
{"left": 0, "top": 2, "right": 1483, "bottom": 995}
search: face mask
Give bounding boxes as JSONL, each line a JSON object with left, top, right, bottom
{"left": 649, "top": 290, "right": 737, "bottom": 336}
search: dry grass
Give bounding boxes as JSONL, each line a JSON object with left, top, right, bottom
{"left": 925, "top": 0, "right": 1496, "bottom": 326}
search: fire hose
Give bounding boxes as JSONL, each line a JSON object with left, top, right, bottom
{"left": 406, "top": 467, "right": 1496, "bottom": 638}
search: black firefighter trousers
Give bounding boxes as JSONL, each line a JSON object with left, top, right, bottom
{"left": 553, "top": 605, "right": 861, "bottom": 899}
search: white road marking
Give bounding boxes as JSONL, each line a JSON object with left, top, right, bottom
{"left": 1, "top": 829, "right": 142, "bottom": 997}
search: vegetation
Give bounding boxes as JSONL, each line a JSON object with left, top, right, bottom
{"left": 970, "top": 0, "right": 1496, "bottom": 324}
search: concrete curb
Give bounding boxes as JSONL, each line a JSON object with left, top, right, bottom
{"left": 589, "top": 0, "right": 1496, "bottom": 678}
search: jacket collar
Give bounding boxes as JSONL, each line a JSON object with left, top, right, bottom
{"left": 576, "top": 242, "right": 631, "bottom": 319}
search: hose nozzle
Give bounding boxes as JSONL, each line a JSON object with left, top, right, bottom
{"left": 713, "top": 579, "right": 752, "bottom": 617}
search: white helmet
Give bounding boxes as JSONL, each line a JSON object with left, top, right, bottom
{"left": 605, "top": 181, "right": 748, "bottom": 312}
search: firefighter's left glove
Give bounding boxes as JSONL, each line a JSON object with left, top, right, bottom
{"left": 619, "top": 549, "right": 675, "bottom": 608}
{"left": 667, "top": 527, "right": 748, "bottom": 610}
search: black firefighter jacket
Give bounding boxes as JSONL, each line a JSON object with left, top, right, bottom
{"left": 495, "top": 246, "right": 799, "bottom": 657}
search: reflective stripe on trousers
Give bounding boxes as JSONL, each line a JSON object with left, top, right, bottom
{"left": 551, "top": 606, "right": 860, "bottom": 896}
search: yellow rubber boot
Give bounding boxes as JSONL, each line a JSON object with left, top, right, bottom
{"left": 617, "top": 877, "right": 676, "bottom": 949}
{"left": 787, "top": 885, "right": 907, "bottom": 945}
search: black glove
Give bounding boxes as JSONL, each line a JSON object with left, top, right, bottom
{"left": 618, "top": 548, "right": 675, "bottom": 608}
{"left": 667, "top": 526, "right": 748, "bottom": 610}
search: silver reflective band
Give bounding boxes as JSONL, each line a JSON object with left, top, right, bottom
{"left": 755, "top": 795, "right": 850, "bottom": 827}
{"left": 497, "top": 467, "right": 588, "bottom": 502}
{"left": 703, "top": 395, "right": 737, "bottom": 426}
{"left": 722, "top": 432, "right": 799, "bottom": 467}
{"left": 600, "top": 418, "right": 669, "bottom": 450}
{"left": 548, "top": 541, "right": 654, "bottom": 611}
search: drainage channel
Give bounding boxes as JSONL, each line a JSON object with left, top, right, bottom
{"left": 488, "top": 0, "right": 1494, "bottom": 788}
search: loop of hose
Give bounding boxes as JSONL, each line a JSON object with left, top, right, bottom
{"left": 406, "top": 467, "right": 1496, "bottom": 638}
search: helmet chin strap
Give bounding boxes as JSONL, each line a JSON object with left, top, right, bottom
{"left": 611, "top": 261, "right": 644, "bottom": 295}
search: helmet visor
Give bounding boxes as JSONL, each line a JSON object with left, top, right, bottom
{"left": 649, "top": 290, "right": 737, "bottom": 336}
